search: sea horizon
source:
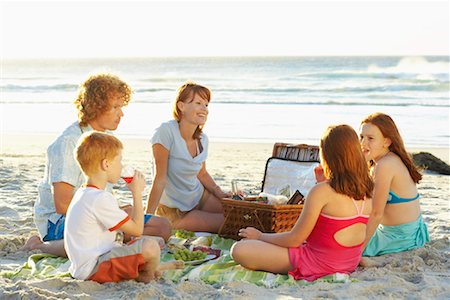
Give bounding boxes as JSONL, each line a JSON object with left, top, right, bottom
{"left": 1, "top": 55, "right": 449, "bottom": 148}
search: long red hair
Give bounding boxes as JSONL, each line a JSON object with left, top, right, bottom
{"left": 320, "top": 125, "right": 373, "bottom": 200}
{"left": 361, "top": 112, "right": 422, "bottom": 183}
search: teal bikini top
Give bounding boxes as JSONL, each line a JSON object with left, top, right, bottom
{"left": 387, "top": 191, "right": 420, "bottom": 204}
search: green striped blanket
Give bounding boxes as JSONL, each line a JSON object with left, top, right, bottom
{"left": 1, "top": 235, "right": 352, "bottom": 287}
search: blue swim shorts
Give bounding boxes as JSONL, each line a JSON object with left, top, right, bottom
{"left": 43, "top": 215, "right": 65, "bottom": 241}
{"left": 144, "top": 214, "right": 153, "bottom": 224}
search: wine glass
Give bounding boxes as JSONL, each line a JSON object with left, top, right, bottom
{"left": 121, "top": 165, "right": 135, "bottom": 184}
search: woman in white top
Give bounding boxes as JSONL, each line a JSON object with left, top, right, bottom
{"left": 146, "top": 82, "right": 230, "bottom": 232}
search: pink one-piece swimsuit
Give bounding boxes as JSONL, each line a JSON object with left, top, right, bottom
{"left": 288, "top": 199, "right": 369, "bottom": 281}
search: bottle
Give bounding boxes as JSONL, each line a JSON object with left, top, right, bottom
{"left": 231, "top": 180, "right": 242, "bottom": 200}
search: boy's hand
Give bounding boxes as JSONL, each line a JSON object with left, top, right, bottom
{"left": 127, "top": 170, "right": 146, "bottom": 195}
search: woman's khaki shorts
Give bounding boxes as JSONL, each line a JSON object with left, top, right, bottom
{"left": 156, "top": 189, "right": 210, "bottom": 226}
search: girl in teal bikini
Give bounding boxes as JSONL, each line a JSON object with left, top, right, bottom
{"left": 359, "top": 112, "right": 429, "bottom": 256}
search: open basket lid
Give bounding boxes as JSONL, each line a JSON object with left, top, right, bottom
{"left": 261, "top": 157, "right": 319, "bottom": 198}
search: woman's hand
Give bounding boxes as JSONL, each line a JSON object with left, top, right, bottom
{"left": 238, "top": 227, "right": 262, "bottom": 240}
{"left": 212, "top": 185, "right": 232, "bottom": 198}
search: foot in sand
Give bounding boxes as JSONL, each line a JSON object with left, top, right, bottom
{"left": 158, "top": 260, "right": 185, "bottom": 271}
{"left": 137, "top": 260, "right": 185, "bottom": 283}
{"left": 20, "top": 235, "right": 43, "bottom": 251}
{"left": 359, "top": 257, "right": 381, "bottom": 268}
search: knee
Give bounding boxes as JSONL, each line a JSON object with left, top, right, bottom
{"left": 159, "top": 217, "right": 172, "bottom": 241}
{"left": 144, "top": 216, "right": 172, "bottom": 242}
{"left": 153, "top": 217, "right": 172, "bottom": 241}
{"left": 230, "top": 241, "right": 246, "bottom": 264}
{"left": 141, "top": 239, "right": 160, "bottom": 262}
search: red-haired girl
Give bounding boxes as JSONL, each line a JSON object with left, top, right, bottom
{"left": 360, "top": 112, "right": 429, "bottom": 256}
{"left": 231, "top": 125, "right": 373, "bottom": 281}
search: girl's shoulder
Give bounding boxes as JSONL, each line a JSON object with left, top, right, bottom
{"left": 377, "top": 152, "right": 403, "bottom": 168}
{"left": 373, "top": 152, "right": 406, "bottom": 178}
{"left": 308, "top": 182, "right": 336, "bottom": 203}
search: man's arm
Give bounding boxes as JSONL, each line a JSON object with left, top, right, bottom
{"left": 53, "top": 182, "right": 74, "bottom": 215}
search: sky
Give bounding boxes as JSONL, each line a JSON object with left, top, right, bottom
{"left": 0, "top": 0, "right": 449, "bottom": 58}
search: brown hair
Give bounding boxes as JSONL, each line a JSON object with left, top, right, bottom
{"left": 74, "top": 73, "right": 132, "bottom": 127}
{"left": 320, "top": 124, "right": 374, "bottom": 200}
{"left": 75, "top": 131, "right": 123, "bottom": 176}
{"left": 173, "top": 81, "right": 211, "bottom": 139}
{"left": 361, "top": 112, "right": 422, "bottom": 183}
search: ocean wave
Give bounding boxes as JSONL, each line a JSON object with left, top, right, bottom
{"left": 136, "top": 87, "right": 174, "bottom": 93}
{"left": 2, "top": 76, "right": 61, "bottom": 80}
{"left": 290, "top": 72, "right": 449, "bottom": 82}
{"left": 1, "top": 83, "right": 78, "bottom": 92}
{"left": 1, "top": 97, "right": 448, "bottom": 107}
{"left": 3, "top": 82, "right": 447, "bottom": 94}
{"left": 212, "top": 83, "right": 448, "bottom": 94}
{"left": 284, "top": 57, "right": 450, "bottom": 80}
{"left": 214, "top": 100, "right": 449, "bottom": 107}
{"left": 368, "top": 56, "right": 450, "bottom": 75}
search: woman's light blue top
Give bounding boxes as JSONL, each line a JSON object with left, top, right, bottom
{"left": 151, "top": 120, "right": 208, "bottom": 211}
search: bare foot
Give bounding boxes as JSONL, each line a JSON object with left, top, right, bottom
{"left": 136, "top": 261, "right": 184, "bottom": 283}
{"left": 158, "top": 260, "right": 185, "bottom": 271}
{"left": 359, "top": 256, "right": 379, "bottom": 268}
{"left": 136, "top": 271, "right": 153, "bottom": 283}
{"left": 136, "top": 270, "right": 160, "bottom": 283}
{"left": 21, "top": 235, "right": 43, "bottom": 251}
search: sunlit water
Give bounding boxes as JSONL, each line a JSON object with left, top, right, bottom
{"left": 1, "top": 56, "right": 449, "bottom": 147}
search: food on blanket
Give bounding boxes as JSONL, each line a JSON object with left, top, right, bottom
{"left": 167, "top": 236, "right": 188, "bottom": 247}
{"left": 173, "top": 249, "right": 207, "bottom": 262}
{"left": 191, "top": 236, "right": 212, "bottom": 247}
{"left": 167, "top": 242, "right": 187, "bottom": 253}
{"left": 174, "top": 229, "right": 196, "bottom": 239}
{"left": 192, "top": 246, "right": 222, "bottom": 258}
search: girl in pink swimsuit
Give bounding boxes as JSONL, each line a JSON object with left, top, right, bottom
{"left": 231, "top": 125, "right": 373, "bottom": 281}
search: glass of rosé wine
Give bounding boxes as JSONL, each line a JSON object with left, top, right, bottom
{"left": 121, "top": 165, "right": 134, "bottom": 184}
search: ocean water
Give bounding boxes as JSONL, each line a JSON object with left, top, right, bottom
{"left": 1, "top": 56, "right": 449, "bottom": 147}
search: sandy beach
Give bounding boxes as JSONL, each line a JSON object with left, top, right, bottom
{"left": 0, "top": 134, "right": 449, "bottom": 299}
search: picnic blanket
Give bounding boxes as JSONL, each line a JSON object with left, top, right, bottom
{"left": 1, "top": 253, "right": 71, "bottom": 279}
{"left": 1, "top": 235, "right": 352, "bottom": 287}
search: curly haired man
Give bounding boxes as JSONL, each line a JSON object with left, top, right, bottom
{"left": 23, "top": 73, "right": 171, "bottom": 256}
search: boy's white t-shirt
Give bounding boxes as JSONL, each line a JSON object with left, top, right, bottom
{"left": 64, "top": 186, "right": 129, "bottom": 280}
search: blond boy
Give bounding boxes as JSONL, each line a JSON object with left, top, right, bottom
{"left": 65, "top": 131, "right": 182, "bottom": 283}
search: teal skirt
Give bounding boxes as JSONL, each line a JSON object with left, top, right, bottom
{"left": 363, "top": 215, "right": 429, "bottom": 257}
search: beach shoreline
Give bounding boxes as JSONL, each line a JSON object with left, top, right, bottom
{"left": 1, "top": 133, "right": 448, "bottom": 163}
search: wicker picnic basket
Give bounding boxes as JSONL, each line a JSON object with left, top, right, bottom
{"left": 272, "top": 143, "right": 320, "bottom": 161}
{"left": 218, "top": 198, "right": 303, "bottom": 240}
{"left": 218, "top": 143, "right": 319, "bottom": 240}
